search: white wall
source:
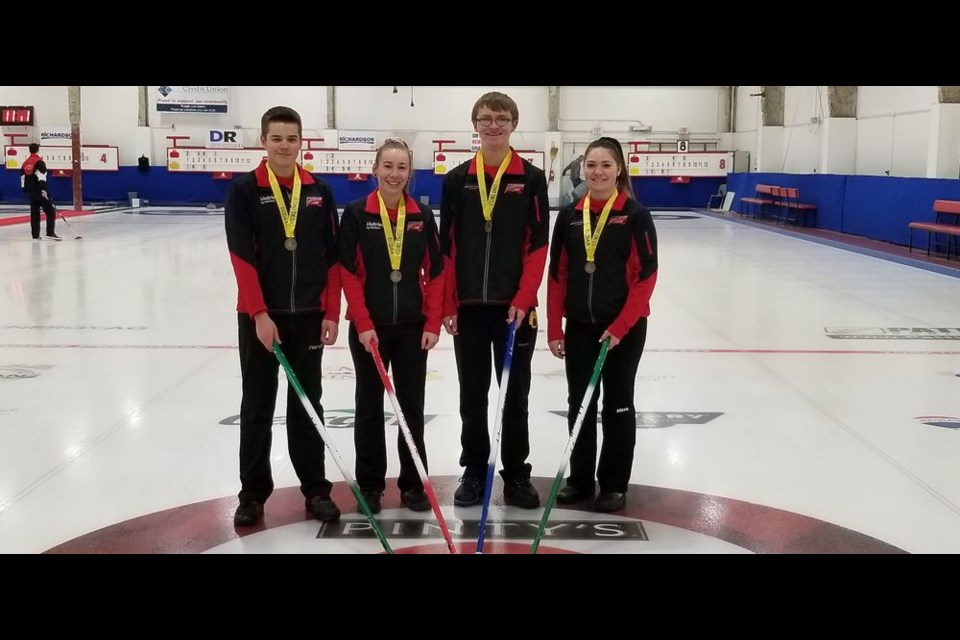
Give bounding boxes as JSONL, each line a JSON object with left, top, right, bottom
{"left": 890, "top": 111, "right": 930, "bottom": 177}
{"left": 784, "top": 86, "right": 825, "bottom": 126}
{"left": 927, "top": 103, "right": 960, "bottom": 179}
{"left": 732, "top": 86, "right": 761, "bottom": 170}
{"left": 856, "top": 117, "right": 893, "bottom": 176}
{"left": 855, "top": 86, "right": 937, "bottom": 177}
{"left": 335, "top": 86, "right": 548, "bottom": 131}
{"left": 735, "top": 86, "right": 761, "bottom": 133}
{"left": 560, "top": 86, "right": 725, "bottom": 138}
{"left": 779, "top": 86, "right": 824, "bottom": 174}
{"left": 780, "top": 125, "right": 821, "bottom": 174}
{"left": 81, "top": 86, "right": 140, "bottom": 163}
{"left": 821, "top": 118, "right": 857, "bottom": 174}
{"left": 856, "top": 110, "right": 929, "bottom": 177}
{"left": 758, "top": 127, "right": 784, "bottom": 172}
{"left": 332, "top": 86, "right": 550, "bottom": 173}
{"left": 857, "top": 86, "right": 938, "bottom": 117}
{"left": 146, "top": 86, "right": 328, "bottom": 165}
{"left": 0, "top": 86, "right": 68, "bottom": 125}
{"left": 3, "top": 85, "right": 959, "bottom": 180}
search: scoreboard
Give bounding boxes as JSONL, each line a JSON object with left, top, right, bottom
{"left": 0, "top": 106, "right": 34, "bottom": 126}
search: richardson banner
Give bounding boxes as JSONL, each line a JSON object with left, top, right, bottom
{"left": 156, "top": 86, "right": 229, "bottom": 114}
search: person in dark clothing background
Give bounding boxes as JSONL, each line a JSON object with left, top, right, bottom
{"left": 20, "top": 143, "right": 60, "bottom": 240}
{"left": 562, "top": 154, "right": 584, "bottom": 190}
{"left": 439, "top": 91, "right": 550, "bottom": 510}
{"left": 546, "top": 136, "right": 658, "bottom": 513}
{"left": 339, "top": 137, "right": 445, "bottom": 515}
{"left": 224, "top": 106, "right": 342, "bottom": 527}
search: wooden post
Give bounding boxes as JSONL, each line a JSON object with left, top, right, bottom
{"left": 68, "top": 86, "right": 83, "bottom": 211}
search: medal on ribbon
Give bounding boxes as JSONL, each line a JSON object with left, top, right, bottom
{"left": 377, "top": 191, "right": 406, "bottom": 284}
{"left": 266, "top": 163, "right": 302, "bottom": 252}
{"left": 582, "top": 190, "right": 618, "bottom": 274}
{"left": 476, "top": 149, "right": 512, "bottom": 234}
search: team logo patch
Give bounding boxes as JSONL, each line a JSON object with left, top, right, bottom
{"left": 406, "top": 221, "right": 423, "bottom": 232}
{"left": 607, "top": 215, "right": 628, "bottom": 226}
{"left": 306, "top": 197, "right": 323, "bottom": 207}
{"left": 504, "top": 183, "right": 525, "bottom": 194}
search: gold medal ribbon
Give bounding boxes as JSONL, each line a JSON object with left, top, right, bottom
{"left": 475, "top": 149, "right": 513, "bottom": 226}
{"left": 266, "top": 163, "right": 302, "bottom": 240}
{"left": 582, "top": 190, "right": 618, "bottom": 265}
{"left": 376, "top": 191, "right": 406, "bottom": 272}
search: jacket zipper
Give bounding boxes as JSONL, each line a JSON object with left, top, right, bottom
{"left": 587, "top": 271, "right": 595, "bottom": 323}
{"left": 482, "top": 232, "right": 492, "bottom": 303}
{"left": 392, "top": 281, "right": 399, "bottom": 324}
{"left": 289, "top": 247, "right": 297, "bottom": 312}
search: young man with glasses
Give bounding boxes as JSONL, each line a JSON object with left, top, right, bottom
{"left": 439, "top": 91, "right": 550, "bottom": 509}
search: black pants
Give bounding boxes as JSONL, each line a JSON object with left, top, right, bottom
{"left": 30, "top": 194, "right": 56, "bottom": 238}
{"left": 237, "top": 312, "right": 331, "bottom": 503}
{"left": 349, "top": 322, "right": 428, "bottom": 493}
{"left": 453, "top": 305, "right": 538, "bottom": 482}
{"left": 563, "top": 318, "right": 647, "bottom": 494}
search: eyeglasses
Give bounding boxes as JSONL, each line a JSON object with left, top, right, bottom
{"left": 475, "top": 116, "right": 514, "bottom": 128}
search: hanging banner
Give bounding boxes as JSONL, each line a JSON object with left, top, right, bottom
{"left": 155, "top": 86, "right": 229, "bottom": 114}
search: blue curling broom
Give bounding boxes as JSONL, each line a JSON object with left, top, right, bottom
{"left": 476, "top": 320, "right": 518, "bottom": 554}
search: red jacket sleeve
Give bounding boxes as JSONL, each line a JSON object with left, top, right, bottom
{"left": 607, "top": 216, "right": 658, "bottom": 340}
{"left": 422, "top": 211, "right": 445, "bottom": 335}
{"left": 439, "top": 174, "right": 459, "bottom": 317}
{"left": 323, "top": 263, "right": 342, "bottom": 324}
{"left": 225, "top": 180, "right": 268, "bottom": 318}
{"left": 510, "top": 173, "right": 550, "bottom": 312}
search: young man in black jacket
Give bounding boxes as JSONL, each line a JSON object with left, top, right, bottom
{"left": 225, "top": 106, "right": 342, "bottom": 526}
{"left": 439, "top": 91, "right": 550, "bottom": 509}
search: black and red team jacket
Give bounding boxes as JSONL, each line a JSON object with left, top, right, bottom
{"left": 339, "top": 192, "right": 445, "bottom": 335}
{"left": 20, "top": 153, "right": 48, "bottom": 193}
{"left": 225, "top": 160, "right": 341, "bottom": 321}
{"left": 547, "top": 191, "right": 658, "bottom": 341}
{"left": 439, "top": 149, "right": 550, "bottom": 315}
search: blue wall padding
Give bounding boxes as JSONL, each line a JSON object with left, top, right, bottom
{"left": 726, "top": 172, "right": 960, "bottom": 246}
{"left": 5, "top": 165, "right": 960, "bottom": 248}
{"left": 1, "top": 168, "right": 722, "bottom": 210}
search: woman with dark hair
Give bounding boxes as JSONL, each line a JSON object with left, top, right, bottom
{"left": 546, "top": 136, "right": 659, "bottom": 512}
{"left": 340, "top": 137, "right": 445, "bottom": 514}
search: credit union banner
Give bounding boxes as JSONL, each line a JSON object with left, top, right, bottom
{"left": 156, "top": 86, "right": 229, "bottom": 114}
